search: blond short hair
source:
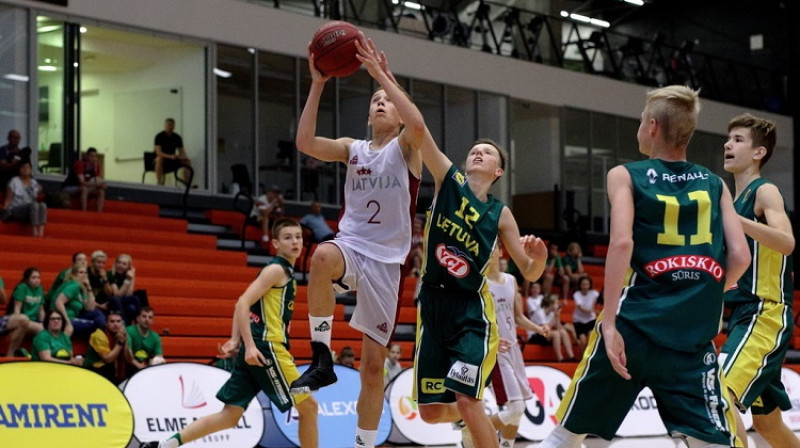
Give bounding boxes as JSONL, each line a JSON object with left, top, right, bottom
{"left": 645, "top": 85, "right": 700, "bottom": 148}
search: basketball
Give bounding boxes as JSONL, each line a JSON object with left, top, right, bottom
{"left": 310, "top": 21, "right": 362, "bottom": 78}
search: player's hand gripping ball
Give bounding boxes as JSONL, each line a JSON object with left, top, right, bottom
{"left": 310, "top": 21, "right": 362, "bottom": 77}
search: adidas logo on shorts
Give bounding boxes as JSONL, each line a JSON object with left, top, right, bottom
{"left": 315, "top": 321, "right": 331, "bottom": 332}
{"left": 376, "top": 322, "right": 388, "bottom": 334}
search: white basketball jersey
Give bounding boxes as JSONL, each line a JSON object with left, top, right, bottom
{"left": 489, "top": 272, "right": 518, "bottom": 342}
{"left": 336, "top": 137, "right": 418, "bottom": 264}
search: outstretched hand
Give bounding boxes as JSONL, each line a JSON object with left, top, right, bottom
{"left": 306, "top": 45, "right": 332, "bottom": 84}
{"left": 354, "top": 33, "right": 383, "bottom": 79}
{"left": 520, "top": 235, "right": 547, "bottom": 263}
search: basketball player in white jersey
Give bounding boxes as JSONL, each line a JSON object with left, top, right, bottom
{"left": 291, "top": 34, "right": 423, "bottom": 448}
{"left": 487, "top": 248, "right": 548, "bottom": 448}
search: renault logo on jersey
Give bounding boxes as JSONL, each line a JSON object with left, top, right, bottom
{"left": 646, "top": 168, "right": 658, "bottom": 184}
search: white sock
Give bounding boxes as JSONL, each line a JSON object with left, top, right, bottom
{"left": 500, "top": 436, "right": 514, "bottom": 447}
{"left": 354, "top": 427, "right": 377, "bottom": 448}
{"left": 160, "top": 438, "right": 179, "bottom": 448}
{"left": 537, "top": 425, "right": 585, "bottom": 448}
{"left": 309, "top": 315, "right": 333, "bottom": 346}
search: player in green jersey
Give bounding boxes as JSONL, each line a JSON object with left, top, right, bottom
{"left": 141, "top": 219, "right": 318, "bottom": 448}
{"left": 539, "top": 85, "right": 751, "bottom": 448}
{"left": 720, "top": 113, "right": 798, "bottom": 448}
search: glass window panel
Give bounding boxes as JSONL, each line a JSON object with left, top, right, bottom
{"left": 37, "top": 16, "right": 65, "bottom": 173}
{"left": 217, "top": 45, "right": 254, "bottom": 194}
{"left": 78, "top": 25, "right": 206, "bottom": 186}
{"left": 259, "top": 52, "right": 297, "bottom": 198}
{"left": 563, "top": 108, "right": 590, "bottom": 218}
{"left": 689, "top": 130, "right": 725, "bottom": 175}
{"left": 411, "top": 79, "right": 442, "bottom": 211}
{"left": 617, "top": 117, "right": 642, "bottom": 164}
{"left": 445, "top": 86, "right": 475, "bottom": 168}
{"left": 0, "top": 6, "right": 29, "bottom": 164}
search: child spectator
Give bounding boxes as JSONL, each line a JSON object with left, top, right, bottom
{"left": 106, "top": 253, "right": 142, "bottom": 324}
{"left": 2, "top": 158, "right": 47, "bottom": 237}
{"left": 62, "top": 147, "right": 107, "bottom": 212}
{"left": 125, "top": 306, "right": 164, "bottom": 376}
{"left": 46, "top": 252, "right": 87, "bottom": 305}
{"left": 384, "top": 343, "right": 403, "bottom": 385}
{"left": 572, "top": 275, "right": 599, "bottom": 352}
{"left": 336, "top": 346, "right": 355, "bottom": 368}
{"left": 253, "top": 185, "right": 285, "bottom": 243}
{"left": 562, "top": 241, "right": 586, "bottom": 292}
{"left": 32, "top": 309, "right": 83, "bottom": 365}
{"left": 84, "top": 310, "right": 128, "bottom": 384}
{"left": 542, "top": 242, "right": 570, "bottom": 300}
{"left": 524, "top": 282, "right": 544, "bottom": 337}
{"left": 52, "top": 262, "right": 106, "bottom": 337}
{"left": 529, "top": 294, "right": 575, "bottom": 362}
{"left": 10, "top": 267, "right": 45, "bottom": 335}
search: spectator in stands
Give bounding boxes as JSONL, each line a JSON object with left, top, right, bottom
{"left": 384, "top": 343, "right": 403, "bottom": 385}
{"left": 0, "top": 274, "right": 32, "bottom": 357}
{"left": 87, "top": 250, "right": 113, "bottom": 312}
{"left": 524, "top": 281, "right": 544, "bottom": 337}
{"left": 299, "top": 201, "right": 335, "bottom": 243}
{"left": 62, "top": 147, "right": 107, "bottom": 212}
{"left": 106, "top": 253, "right": 142, "bottom": 324}
{"left": 408, "top": 216, "right": 424, "bottom": 277}
{"left": 83, "top": 310, "right": 128, "bottom": 384}
{"left": 10, "top": 267, "right": 45, "bottom": 335}
{"left": 32, "top": 309, "right": 83, "bottom": 365}
{"left": 572, "top": 275, "right": 599, "bottom": 352}
{"left": 0, "top": 129, "right": 24, "bottom": 187}
{"left": 542, "top": 242, "right": 570, "bottom": 300}
{"left": 336, "top": 346, "right": 355, "bottom": 368}
{"left": 528, "top": 294, "right": 575, "bottom": 362}
{"left": 562, "top": 242, "right": 586, "bottom": 293}
{"left": 2, "top": 158, "right": 47, "bottom": 237}
{"left": 253, "top": 184, "right": 285, "bottom": 243}
{"left": 53, "top": 262, "right": 106, "bottom": 337}
{"left": 125, "top": 306, "right": 164, "bottom": 376}
{"left": 47, "top": 252, "right": 87, "bottom": 305}
{"left": 154, "top": 118, "right": 193, "bottom": 185}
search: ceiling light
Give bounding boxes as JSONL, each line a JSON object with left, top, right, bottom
{"left": 79, "top": 26, "right": 87, "bottom": 33}
{"left": 3, "top": 74, "right": 30, "bottom": 82}
{"left": 214, "top": 68, "right": 232, "bottom": 78}
{"left": 623, "top": 0, "right": 644, "bottom": 5}
{"left": 391, "top": 0, "right": 423, "bottom": 10}
{"left": 37, "top": 25, "right": 60, "bottom": 33}
{"left": 560, "top": 11, "right": 610, "bottom": 28}
{"left": 38, "top": 65, "right": 57, "bottom": 72}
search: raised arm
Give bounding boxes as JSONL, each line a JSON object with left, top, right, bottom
{"left": 743, "top": 183, "right": 795, "bottom": 256}
{"left": 720, "top": 181, "right": 750, "bottom": 290}
{"left": 499, "top": 207, "right": 547, "bottom": 283}
{"left": 600, "top": 165, "right": 635, "bottom": 380}
{"left": 295, "top": 52, "right": 352, "bottom": 163}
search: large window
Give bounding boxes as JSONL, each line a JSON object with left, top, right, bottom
{"left": 0, "top": 6, "right": 29, "bottom": 156}
{"left": 258, "top": 53, "right": 298, "bottom": 198}
{"left": 217, "top": 45, "right": 255, "bottom": 194}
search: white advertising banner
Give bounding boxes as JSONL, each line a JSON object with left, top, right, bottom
{"left": 516, "top": 365, "right": 573, "bottom": 441}
{"left": 616, "top": 387, "right": 667, "bottom": 437}
{"left": 780, "top": 367, "right": 800, "bottom": 430}
{"left": 123, "top": 363, "right": 263, "bottom": 447}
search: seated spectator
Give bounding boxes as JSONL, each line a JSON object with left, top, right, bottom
{"left": 253, "top": 185, "right": 284, "bottom": 243}
{"left": 154, "top": 118, "right": 192, "bottom": 185}
{"left": 83, "top": 310, "right": 128, "bottom": 384}
{"left": 572, "top": 275, "right": 599, "bottom": 352}
{"left": 0, "top": 129, "right": 24, "bottom": 187}
{"left": 529, "top": 294, "right": 575, "bottom": 362}
{"left": 62, "top": 147, "right": 107, "bottom": 212}
{"left": 384, "top": 343, "right": 403, "bottom": 385}
{"left": 562, "top": 241, "right": 586, "bottom": 292}
{"left": 299, "top": 200, "right": 335, "bottom": 243}
{"left": 52, "top": 263, "right": 106, "bottom": 338}
{"left": 125, "top": 306, "right": 164, "bottom": 376}
{"left": 408, "top": 216, "right": 424, "bottom": 277}
{"left": 32, "top": 310, "right": 83, "bottom": 365}
{"left": 10, "top": 267, "right": 45, "bottom": 335}
{"left": 106, "top": 253, "right": 142, "bottom": 324}
{"left": 46, "top": 252, "right": 87, "bottom": 305}
{"left": 1, "top": 274, "right": 31, "bottom": 357}
{"left": 542, "top": 242, "right": 570, "bottom": 300}
{"left": 336, "top": 346, "right": 355, "bottom": 368}
{"left": 2, "top": 158, "right": 47, "bottom": 237}
{"left": 524, "top": 281, "right": 544, "bottom": 331}
{"left": 87, "top": 250, "right": 114, "bottom": 312}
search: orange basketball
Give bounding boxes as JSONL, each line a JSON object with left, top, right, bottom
{"left": 310, "top": 21, "right": 362, "bottom": 78}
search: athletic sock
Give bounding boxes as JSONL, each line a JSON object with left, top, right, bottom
{"left": 161, "top": 433, "right": 181, "bottom": 448}
{"left": 354, "top": 427, "right": 377, "bottom": 448}
{"left": 309, "top": 315, "right": 333, "bottom": 346}
{"left": 500, "top": 436, "right": 514, "bottom": 447}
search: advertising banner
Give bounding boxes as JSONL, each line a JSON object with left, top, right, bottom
{"left": 516, "top": 365, "right": 572, "bottom": 441}
{"left": 123, "top": 362, "right": 263, "bottom": 447}
{"left": 0, "top": 361, "right": 133, "bottom": 448}
{"left": 780, "top": 367, "right": 800, "bottom": 430}
{"left": 266, "top": 364, "right": 392, "bottom": 448}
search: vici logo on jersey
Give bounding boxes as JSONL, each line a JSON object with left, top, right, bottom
{"left": 435, "top": 244, "right": 470, "bottom": 278}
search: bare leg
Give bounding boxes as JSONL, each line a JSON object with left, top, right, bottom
{"left": 5, "top": 315, "right": 30, "bottom": 356}
{"left": 753, "top": 407, "right": 800, "bottom": 448}
{"left": 551, "top": 331, "right": 564, "bottom": 361}
{"left": 561, "top": 328, "right": 575, "bottom": 358}
{"left": 96, "top": 182, "right": 106, "bottom": 212}
{"left": 295, "top": 396, "right": 319, "bottom": 448}
{"left": 80, "top": 185, "right": 89, "bottom": 211}
{"left": 155, "top": 157, "right": 164, "bottom": 185}
{"left": 356, "top": 337, "right": 389, "bottom": 438}
{"left": 418, "top": 402, "right": 461, "bottom": 424}
{"left": 179, "top": 404, "right": 243, "bottom": 444}
{"left": 457, "top": 394, "right": 499, "bottom": 448}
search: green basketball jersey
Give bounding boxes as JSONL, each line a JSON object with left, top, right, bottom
{"left": 619, "top": 159, "right": 727, "bottom": 352}
{"left": 725, "top": 178, "right": 793, "bottom": 305}
{"left": 420, "top": 164, "right": 505, "bottom": 292}
{"left": 250, "top": 256, "right": 295, "bottom": 347}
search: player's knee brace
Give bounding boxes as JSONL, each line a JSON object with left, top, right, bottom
{"left": 681, "top": 435, "right": 730, "bottom": 448}
{"left": 497, "top": 400, "right": 526, "bottom": 427}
